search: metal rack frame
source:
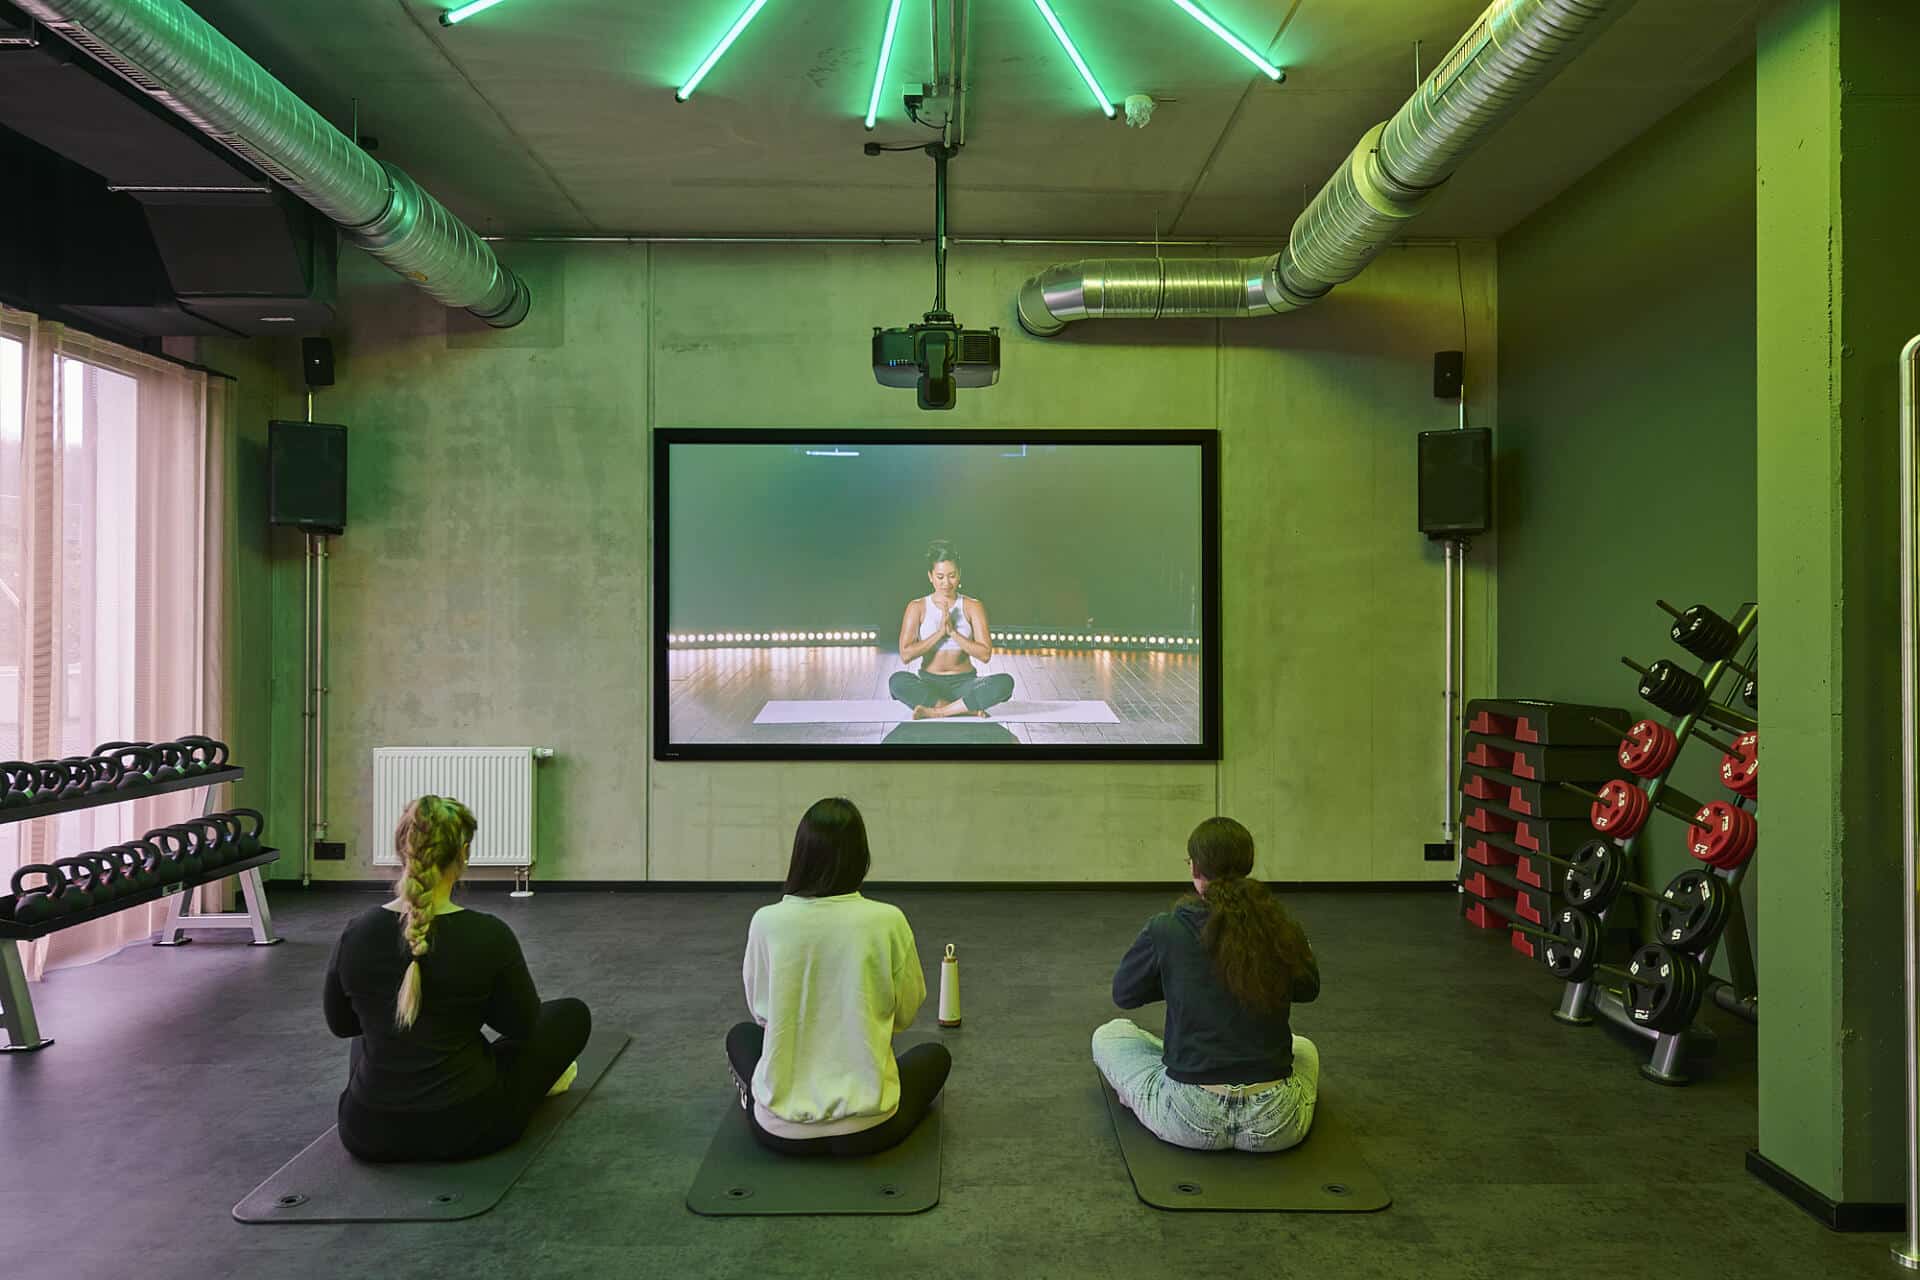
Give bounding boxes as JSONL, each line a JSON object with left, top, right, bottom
{"left": 0, "top": 765, "right": 276, "bottom": 1054}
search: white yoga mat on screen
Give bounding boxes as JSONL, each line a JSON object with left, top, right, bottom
{"left": 753, "top": 699, "right": 1120, "bottom": 725}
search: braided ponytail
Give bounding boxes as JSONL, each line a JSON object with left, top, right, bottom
{"left": 392, "top": 795, "right": 477, "bottom": 1031}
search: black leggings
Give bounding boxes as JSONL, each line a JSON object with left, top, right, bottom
{"left": 726, "top": 1021, "right": 951, "bottom": 1157}
{"left": 338, "top": 998, "right": 592, "bottom": 1163}
{"left": 888, "top": 669, "right": 1015, "bottom": 713}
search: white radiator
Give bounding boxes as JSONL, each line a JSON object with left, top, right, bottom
{"left": 371, "top": 747, "right": 547, "bottom": 868}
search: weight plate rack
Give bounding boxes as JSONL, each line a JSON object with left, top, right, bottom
{"left": 0, "top": 740, "right": 274, "bottom": 1054}
{"left": 1458, "top": 606, "right": 1760, "bottom": 1085}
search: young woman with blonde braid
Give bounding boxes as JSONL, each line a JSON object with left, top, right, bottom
{"left": 323, "top": 795, "right": 592, "bottom": 1163}
{"left": 1093, "top": 816, "right": 1321, "bottom": 1152}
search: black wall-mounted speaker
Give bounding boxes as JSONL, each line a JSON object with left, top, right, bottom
{"left": 1418, "top": 427, "right": 1491, "bottom": 540}
{"left": 302, "top": 336, "right": 335, "bottom": 387}
{"left": 269, "top": 420, "right": 347, "bottom": 534}
{"left": 1433, "top": 349, "right": 1464, "bottom": 399}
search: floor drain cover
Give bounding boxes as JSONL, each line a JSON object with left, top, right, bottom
{"left": 1174, "top": 1181, "right": 1203, "bottom": 1196}
{"left": 725, "top": 1186, "right": 754, "bottom": 1200}
{"left": 274, "top": 1194, "right": 308, "bottom": 1209}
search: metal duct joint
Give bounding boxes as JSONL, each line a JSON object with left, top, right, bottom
{"left": 15, "top": 0, "right": 528, "bottom": 327}
{"left": 1018, "top": 0, "right": 1628, "bottom": 335}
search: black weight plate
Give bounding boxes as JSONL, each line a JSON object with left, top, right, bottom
{"left": 1565, "top": 840, "right": 1625, "bottom": 910}
{"left": 1656, "top": 870, "right": 1729, "bottom": 953}
{"left": 1540, "top": 908, "right": 1599, "bottom": 983}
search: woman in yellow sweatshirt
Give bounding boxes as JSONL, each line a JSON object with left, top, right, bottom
{"left": 726, "top": 797, "right": 951, "bottom": 1155}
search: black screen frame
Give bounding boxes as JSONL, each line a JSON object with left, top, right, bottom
{"left": 267, "top": 419, "right": 348, "bottom": 535}
{"left": 652, "top": 427, "right": 1222, "bottom": 763}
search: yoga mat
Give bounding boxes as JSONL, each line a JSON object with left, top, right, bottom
{"left": 1099, "top": 1076, "right": 1390, "bottom": 1212}
{"left": 685, "top": 1100, "right": 942, "bottom": 1216}
{"left": 754, "top": 698, "right": 1118, "bottom": 725}
{"left": 232, "top": 1031, "right": 630, "bottom": 1224}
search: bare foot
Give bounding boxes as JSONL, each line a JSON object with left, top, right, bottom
{"left": 913, "top": 705, "right": 936, "bottom": 719}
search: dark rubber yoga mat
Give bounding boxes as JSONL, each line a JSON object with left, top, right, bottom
{"left": 233, "top": 1030, "right": 630, "bottom": 1224}
{"left": 1099, "top": 1075, "right": 1390, "bottom": 1212}
{"left": 685, "top": 1099, "right": 942, "bottom": 1216}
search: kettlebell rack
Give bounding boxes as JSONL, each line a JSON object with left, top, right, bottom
{"left": 0, "top": 742, "right": 276, "bottom": 1054}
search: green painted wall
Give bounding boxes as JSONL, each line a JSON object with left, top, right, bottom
{"left": 1495, "top": 64, "right": 1757, "bottom": 912}
{"left": 1755, "top": 0, "right": 1917, "bottom": 1205}
{"left": 216, "top": 239, "right": 1496, "bottom": 883}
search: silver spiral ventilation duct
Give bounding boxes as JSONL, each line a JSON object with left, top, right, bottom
{"left": 1017, "top": 0, "right": 1628, "bottom": 336}
{"left": 15, "top": 0, "right": 529, "bottom": 327}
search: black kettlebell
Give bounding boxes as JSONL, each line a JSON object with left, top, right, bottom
{"left": 165, "top": 826, "right": 207, "bottom": 880}
{"left": 84, "top": 754, "right": 124, "bottom": 793}
{"left": 58, "top": 756, "right": 99, "bottom": 797}
{"left": 148, "top": 743, "right": 188, "bottom": 783}
{"left": 32, "top": 761, "right": 70, "bottom": 804}
{"left": 85, "top": 851, "right": 127, "bottom": 902}
{"left": 107, "top": 744, "right": 158, "bottom": 789}
{"left": 97, "top": 845, "right": 143, "bottom": 896}
{"left": 191, "top": 817, "right": 235, "bottom": 868}
{"left": 112, "top": 842, "right": 160, "bottom": 894}
{"left": 142, "top": 833, "right": 187, "bottom": 887}
{"left": 228, "top": 808, "right": 265, "bottom": 859}
{"left": 0, "top": 761, "right": 37, "bottom": 808}
{"left": 175, "top": 736, "right": 230, "bottom": 775}
{"left": 9, "top": 864, "right": 67, "bottom": 924}
{"left": 52, "top": 856, "right": 98, "bottom": 913}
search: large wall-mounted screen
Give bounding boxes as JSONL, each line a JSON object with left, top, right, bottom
{"left": 654, "top": 429, "right": 1220, "bottom": 761}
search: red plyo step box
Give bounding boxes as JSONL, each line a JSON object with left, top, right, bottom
{"left": 1465, "top": 698, "right": 1631, "bottom": 747}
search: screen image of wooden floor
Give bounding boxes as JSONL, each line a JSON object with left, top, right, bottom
{"left": 665, "top": 647, "right": 1201, "bottom": 745}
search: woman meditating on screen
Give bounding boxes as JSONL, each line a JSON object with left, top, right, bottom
{"left": 726, "top": 797, "right": 952, "bottom": 1155}
{"left": 323, "top": 795, "right": 592, "bottom": 1163}
{"left": 1093, "top": 816, "right": 1321, "bottom": 1153}
{"left": 888, "top": 538, "right": 1015, "bottom": 719}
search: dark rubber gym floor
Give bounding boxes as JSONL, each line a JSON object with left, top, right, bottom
{"left": 0, "top": 888, "right": 1897, "bottom": 1280}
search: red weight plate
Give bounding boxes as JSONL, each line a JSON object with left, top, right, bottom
{"left": 1591, "top": 780, "right": 1650, "bottom": 838}
{"left": 1618, "top": 721, "right": 1664, "bottom": 777}
{"left": 1733, "top": 731, "right": 1759, "bottom": 764}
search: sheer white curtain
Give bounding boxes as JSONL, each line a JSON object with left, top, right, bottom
{"left": 0, "top": 305, "right": 229, "bottom": 978}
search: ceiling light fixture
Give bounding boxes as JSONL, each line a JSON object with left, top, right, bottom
{"left": 440, "top": 0, "right": 513, "bottom": 26}
{"left": 865, "top": 0, "right": 906, "bottom": 130}
{"left": 676, "top": 0, "right": 772, "bottom": 102}
{"left": 1168, "top": 0, "right": 1284, "bottom": 80}
{"left": 1028, "top": 0, "right": 1114, "bottom": 118}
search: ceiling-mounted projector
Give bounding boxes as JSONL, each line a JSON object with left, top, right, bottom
{"left": 873, "top": 319, "right": 1000, "bottom": 411}
{"left": 870, "top": 142, "right": 998, "bottom": 411}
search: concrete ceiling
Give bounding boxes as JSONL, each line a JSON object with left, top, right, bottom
{"left": 179, "top": 0, "right": 1760, "bottom": 240}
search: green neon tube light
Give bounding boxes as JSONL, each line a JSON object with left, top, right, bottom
{"left": 1169, "top": 0, "right": 1284, "bottom": 80}
{"left": 864, "top": 0, "right": 906, "bottom": 130}
{"left": 1028, "top": 0, "right": 1115, "bottom": 118}
{"left": 440, "top": 0, "right": 512, "bottom": 26}
{"left": 676, "top": 0, "right": 772, "bottom": 102}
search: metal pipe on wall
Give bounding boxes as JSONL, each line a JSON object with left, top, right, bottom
{"left": 300, "top": 534, "right": 313, "bottom": 886}
{"left": 315, "top": 536, "right": 330, "bottom": 842}
{"left": 1894, "top": 333, "right": 1920, "bottom": 1272}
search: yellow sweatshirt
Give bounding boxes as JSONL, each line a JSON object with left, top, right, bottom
{"left": 742, "top": 892, "right": 927, "bottom": 1139}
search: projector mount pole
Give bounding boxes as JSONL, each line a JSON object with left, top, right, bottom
{"left": 926, "top": 142, "right": 954, "bottom": 323}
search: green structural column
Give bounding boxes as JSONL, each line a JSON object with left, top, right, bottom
{"left": 1755, "top": 0, "right": 1920, "bottom": 1212}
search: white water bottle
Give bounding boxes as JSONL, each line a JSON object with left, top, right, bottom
{"left": 938, "top": 943, "right": 961, "bottom": 1027}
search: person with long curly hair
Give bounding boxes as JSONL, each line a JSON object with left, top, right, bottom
{"left": 323, "top": 795, "right": 591, "bottom": 1162}
{"left": 1093, "top": 816, "right": 1321, "bottom": 1151}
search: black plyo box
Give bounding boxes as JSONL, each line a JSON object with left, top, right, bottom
{"left": 1465, "top": 699, "right": 1631, "bottom": 747}
{"left": 1459, "top": 764, "right": 1594, "bottom": 821}
{"left": 1463, "top": 734, "right": 1625, "bottom": 785}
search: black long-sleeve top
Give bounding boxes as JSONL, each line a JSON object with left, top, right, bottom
{"left": 1111, "top": 901, "right": 1321, "bottom": 1085}
{"left": 323, "top": 904, "right": 541, "bottom": 1110}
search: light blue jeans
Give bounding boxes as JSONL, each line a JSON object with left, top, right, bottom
{"left": 1092, "top": 1018, "right": 1319, "bottom": 1153}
